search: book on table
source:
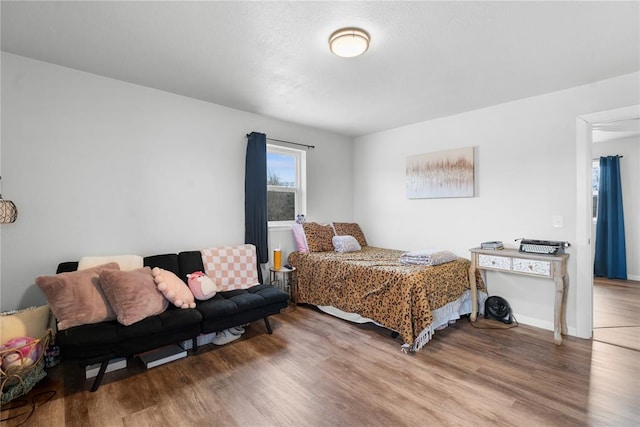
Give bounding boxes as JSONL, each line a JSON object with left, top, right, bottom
{"left": 481, "top": 241, "right": 504, "bottom": 250}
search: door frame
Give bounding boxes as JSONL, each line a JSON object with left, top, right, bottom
{"left": 575, "top": 104, "right": 639, "bottom": 339}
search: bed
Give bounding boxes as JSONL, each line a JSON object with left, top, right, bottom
{"left": 288, "top": 237, "right": 487, "bottom": 352}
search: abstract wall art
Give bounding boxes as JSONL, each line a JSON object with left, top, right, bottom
{"left": 406, "top": 146, "right": 475, "bottom": 199}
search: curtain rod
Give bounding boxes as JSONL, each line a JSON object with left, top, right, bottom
{"left": 245, "top": 134, "right": 315, "bottom": 149}
{"left": 593, "top": 155, "right": 624, "bottom": 159}
{"left": 267, "top": 137, "right": 315, "bottom": 149}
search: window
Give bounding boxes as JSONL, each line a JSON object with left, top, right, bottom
{"left": 267, "top": 145, "right": 306, "bottom": 225}
{"left": 592, "top": 160, "right": 600, "bottom": 219}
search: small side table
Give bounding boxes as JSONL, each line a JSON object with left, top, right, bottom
{"left": 469, "top": 247, "right": 569, "bottom": 345}
{"left": 269, "top": 266, "right": 296, "bottom": 302}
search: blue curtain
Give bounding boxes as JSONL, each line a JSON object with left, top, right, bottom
{"left": 594, "top": 155, "right": 627, "bottom": 279}
{"left": 245, "top": 132, "right": 268, "bottom": 283}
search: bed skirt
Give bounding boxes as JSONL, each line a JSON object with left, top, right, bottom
{"left": 318, "top": 289, "right": 488, "bottom": 352}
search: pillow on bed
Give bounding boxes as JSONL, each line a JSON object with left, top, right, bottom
{"left": 332, "top": 222, "right": 368, "bottom": 247}
{"left": 291, "top": 223, "right": 309, "bottom": 253}
{"left": 332, "top": 235, "right": 361, "bottom": 253}
{"left": 302, "top": 222, "right": 335, "bottom": 252}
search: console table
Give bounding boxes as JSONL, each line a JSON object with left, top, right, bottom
{"left": 468, "top": 247, "right": 569, "bottom": 345}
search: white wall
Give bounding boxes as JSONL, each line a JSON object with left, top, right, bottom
{"left": 353, "top": 72, "right": 640, "bottom": 335}
{"left": 592, "top": 135, "right": 640, "bottom": 280}
{"left": 0, "top": 52, "right": 353, "bottom": 311}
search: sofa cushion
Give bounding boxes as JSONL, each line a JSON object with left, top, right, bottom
{"left": 144, "top": 253, "right": 180, "bottom": 277}
{"left": 99, "top": 267, "right": 169, "bottom": 326}
{"left": 195, "top": 285, "right": 289, "bottom": 321}
{"left": 56, "top": 321, "right": 120, "bottom": 348}
{"left": 116, "top": 307, "right": 202, "bottom": 341}
{"left": 78, "top": 255, "right": 143, "bottom": 271}
{"left": 178, "top": 251, "right": 206, "bottom": 283}
{"left": 247, "top": 284, "right": 292, "bottom": 305}
{"left": 36, "top": 262, "right": 120, "bottom": 331}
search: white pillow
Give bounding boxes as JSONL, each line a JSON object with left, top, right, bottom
{"left": 332, "top": 235, "right": 362, "bottom": 253}
{"left": 78, "top": 255, "right": 143, "bottom": 271}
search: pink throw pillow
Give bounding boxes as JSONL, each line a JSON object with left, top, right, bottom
{"left": 36, "top": 262, "right": 120, "bottom": 330}
{"left": 291, "top": 223, "right": 308, "bottom": 253}
{"left": 99, "top": 267, "right": 168, "bottom": 326}
{"left": 151, "top": 267, "right": 196, "bottom": 308}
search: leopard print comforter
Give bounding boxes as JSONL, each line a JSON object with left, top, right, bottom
{"left": 288, "top": 246, "right": 485, "bottom": 349}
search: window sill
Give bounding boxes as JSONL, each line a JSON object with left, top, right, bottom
{"left": 268, "top": 223, "right": 294, "bottom": 231}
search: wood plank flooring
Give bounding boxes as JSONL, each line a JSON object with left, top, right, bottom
{"left": 2, "top": 303, "right": 639, "bottom": 426}
{"left": 593, "top": 278, "right": 640, "bottom": 351}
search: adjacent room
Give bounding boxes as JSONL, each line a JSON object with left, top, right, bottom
{"left": 1, "top": 1, "right": 639, "bottom": 425}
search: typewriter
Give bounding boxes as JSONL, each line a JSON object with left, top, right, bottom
{"left": 517, "top": 239, "right": 570, "bottom": 256}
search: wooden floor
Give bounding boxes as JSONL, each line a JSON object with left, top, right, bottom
{"left": 2, "top": 303, "right": 639, "bottom": 426}
{"left": 593, "top": 277, "right": 640, "bottom": 351}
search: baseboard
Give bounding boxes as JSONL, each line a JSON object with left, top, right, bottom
{"left": 628, "top": 274, "right": 640, "bottom": 282}
{"left": 512, "top": 314, "right": 577, "bottom": 338}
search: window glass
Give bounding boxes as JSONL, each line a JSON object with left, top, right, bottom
{"left": 267, "top": 152, "right": 296, "bottom": 187}
{"left": 268, "top": 191, "right": 295, "bottom": 221}
{"left": 267, "top": 145, "right": 306, "bottom": 224}
{"left": 592, "top": 160, "right": 600, "bottom": 219}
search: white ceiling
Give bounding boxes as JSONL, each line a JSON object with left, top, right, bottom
{"left": 1, "top": 1, "right": 639, "bottom": 137}
{"left": 592, "top": 118, "right": 640, "bottom": 143}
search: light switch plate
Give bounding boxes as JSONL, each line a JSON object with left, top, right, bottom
{"left": 552, "top": 215, "right": 563, "bottom": 228}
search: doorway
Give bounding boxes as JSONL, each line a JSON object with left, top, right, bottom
{"left": 576, "top": 105, "right": 639, "bottom": 340}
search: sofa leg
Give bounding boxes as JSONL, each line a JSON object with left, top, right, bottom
{"left": 263, "top": 317, "right": 273, "bottom": 334}
{"left": 90, "top": 360, "right": 109, "bottom": 392}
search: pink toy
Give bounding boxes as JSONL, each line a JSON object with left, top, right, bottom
{"left": 1, "top": 337, "right": 41, "bottom": 371}
{"left": 151, "top": 267, "right": 196, "bottom": 309}
{"left": 187, "top": 271, "right": 217, "bottom": 300}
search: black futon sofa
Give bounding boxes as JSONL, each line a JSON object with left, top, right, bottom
{"left": 55, "top": 250, "right": 289, "bottom": 391}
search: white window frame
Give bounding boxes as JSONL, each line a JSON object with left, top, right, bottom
{"left": 592, "top": 159, "right": 599, "bottom": 221}
{"left": 267, "top": 144, "right": 306, "bottom": 227}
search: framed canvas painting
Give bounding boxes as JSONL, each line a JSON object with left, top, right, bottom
{"left": 406, "top": 146, "right": 475, "bottom": 199}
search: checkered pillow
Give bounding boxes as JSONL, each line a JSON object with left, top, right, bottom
{"left": 201, "top": 245, "right": 260, "bottom": 291}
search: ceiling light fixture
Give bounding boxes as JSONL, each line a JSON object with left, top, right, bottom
{"left": 329, "top": 27, "right": 370, "bottom": 58}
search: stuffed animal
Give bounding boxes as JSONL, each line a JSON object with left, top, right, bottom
{"left": 151, "top": 267, "right": 196, "bottom": 309}
{"left": 187, "top": 271, "right": 217, "bottom": 300}
{"left": 1, "top": 336, "right": 41, "bottom": 371}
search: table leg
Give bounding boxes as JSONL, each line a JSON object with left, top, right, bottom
{"left": 561, "top": 273, "right": 569, "bottom": 336}
{"left": 469, "top": 258, "right": 478, "bottom": 322}
{"left": 553, "top": 274, "right": 564, "bottom": 345}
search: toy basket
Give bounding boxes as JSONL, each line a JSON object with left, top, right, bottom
{"left": 1, "top": 329, "right": 51, "bottom": 405}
